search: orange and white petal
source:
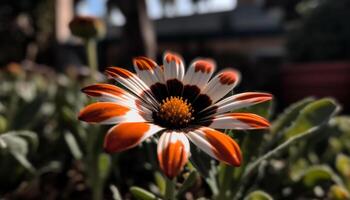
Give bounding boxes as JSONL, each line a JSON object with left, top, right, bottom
{"left": 78, "top": 102, "right": 148, "bottom": 124}
{"left": 105, "top": 67, "right": 159, "bottom": 108}
{"left": 163, "top": 52, "right": 186, "bottom": 96}
{"left": 81, "top": 83, "right": 150, "bottom": 112}
{"left": 183, "top": 59, "right": 216, "bottom": 90}
{"left": 157, "top": 131, "right": 190, "bottom": 179}
{"left": 186, "top": 127, "right": 242, "bottom": 166}
{"left": 201, "top": 92, "right": 273, "bottom": 116}
{"left": 133, "top": 56, "right": 165, "bottom": 87}
{"left": 104, "top": 122, "right": 163, "bottom": 153}
{"left": 163, "top": 51, "right": 185, "bottom": 81}
{"left": 204, "top": 113, "right": 270, "bottom": 130}
{"left": 201, "top": 69, "right": 241, "bottom": 103}
{"left": 82, "top": 84, "right": 128, "bottom": 101}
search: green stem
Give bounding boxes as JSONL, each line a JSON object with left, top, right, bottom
{"left": 86, "top": 127, "right": 102, "bottom": 200}
{"left": 84, "top": 38, "right": 98, "bottom": 81}
{"left": 164, "top": 177, "right": 176, "bottom": 200}
{"left": 216, "top": 165, "right": 234, "bottom": 200}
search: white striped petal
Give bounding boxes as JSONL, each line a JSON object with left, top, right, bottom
{"left": 81, "top": 83, "right": 152, "bottom": 114}
{"left": 163, "top": 51, "right": 185, "bottom": 81}
{"left": 78, "top": 102, "right": 151, "bottom": 124}
{"left": 203, "top": 113, "right": 270, "bottom": 130}
{"left": 186, "top": 127, "right": 241, "bottom": 166}
{"left": 105, "top": 67, "right": 159, "bottom": 109}
{"left": 158, "top": 131, "right": 190, "bottom": 178}
{"left": 104, "top": 122, "right": 163, "bottom": 153}
{"left": 183, "top": 59, "right": 216, "bottom": 90}
{"left": 133, "top": 56, "right": 165, "bottom": 87}
{"left": 200, "top": 92, "right": 273, "bottom": 116}
{"left": 201, "top": 69, "right": 241, "bottom": 103}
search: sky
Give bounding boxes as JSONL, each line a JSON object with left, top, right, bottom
{"left": 77, "top": 0, "right": 236, "bottom": 25}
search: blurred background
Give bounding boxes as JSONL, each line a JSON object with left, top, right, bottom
{"left": 1, "top": 0, "right": 350, "bottom": 199}
{"left": 3, "top": 0, "right": 350, "bottom": 111}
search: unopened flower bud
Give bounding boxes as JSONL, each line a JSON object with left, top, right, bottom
{"left": 69, "top": 16, "right": 106, "bottom": 40}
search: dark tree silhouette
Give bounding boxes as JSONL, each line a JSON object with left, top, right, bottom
{"left": 107, "top": 0, "right": 157, "bottom": 62}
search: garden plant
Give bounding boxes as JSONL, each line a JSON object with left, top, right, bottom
{"left": 0, "top": 56, "right": 349, "bottom": 199}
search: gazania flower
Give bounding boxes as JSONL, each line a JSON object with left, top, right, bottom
{"left": 78, "top": 52, "right": 272, "bottom": 178}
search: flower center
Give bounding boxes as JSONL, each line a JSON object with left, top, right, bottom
{"left": 157, "top": 96, "right": 194, "bottom": 128}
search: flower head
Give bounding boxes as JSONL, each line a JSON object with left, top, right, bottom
{"left": 69, "top": 16, "right": 106, "bottom": 40}
{"left": 78, "top": 52, "right": 272, "bottom": 178}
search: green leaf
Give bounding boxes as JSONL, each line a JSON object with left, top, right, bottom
{"left": 242, "top": 99, "right": 340, "bottom": 183}
{"left": 11, "top": 152, "right": 35, "bottom": 173}
{"left": 154, "top": 172, "right": 166, "bottom": 195}
{"left": 289, "top": 158, "right": 309, "bottom": 181}
{"left": 328, "top": 185, "right": 350, "bottom": 200}
{"left": 12, "top": 131, "right": 38, "bottom": 152}
{"left": 0, "top": 133, "right": 28, "bottom": 155}
{"left": 336, "top": 154, "right": 350, "bottom": 179}
{"left": 271, "top": 97, "right": 314, "bottom": 135}
{"left": 64, "top": 131, "right": 82, "bottom": 160}
{"left": 38, "top": 161, "right": 62, "bottom": 174}
{"left": 0, "top": 131, "right": 38, "bottom": 154}
{"left": 130, "top": 186, "right": 157, "bottom": 200}
{"left": 301, "top": 165, "right": 344, "bottom": 188}
{"left": 331, "top": 116, "right": 350, "bottom": 134}
{"left": 0, "top": 138, "right": 6, "bottom": 148}
{"left": 284, "top": 98, "right": 340, "bottom": 140}
{"left": 0, "top": 132, "right": 35, "bottom": 172}
{"left": 177, "top": 171, "right": 198, "bottom": 197}
{"left": 244, "top": 190, "right": 273, "bottom": 200}
{"left": 110, "top": 185, "right": 122, "bottom": 200}
{"left": 0, "top": 115, "right": 7, "bottom": 133}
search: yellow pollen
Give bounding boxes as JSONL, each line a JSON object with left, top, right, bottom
{"left": 157, "top": 96, "right": 194, "bottom": 127}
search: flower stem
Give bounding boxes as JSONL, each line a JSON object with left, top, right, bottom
{"left": 216, "top": 165, "right": 234, "bottom": 200}
{"left": 84, "top": 38, "right": 98, "bottom": 81}
{"left": 86, "top": 127, "right": 103, "bottom": 200}
{"left": 164, "top": 177, "right": 176, "bottom": 200}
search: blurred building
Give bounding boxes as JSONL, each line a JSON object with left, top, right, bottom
{"left": 56, "top": 0, "right": 285, "bottom": 59}
{"left": 55, "top": 0, "right": 285, "bottom": 101}
{"left": 56, "top": 1, "right": 285, "bottom": 63}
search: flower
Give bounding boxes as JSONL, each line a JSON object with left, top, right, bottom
{"left": 78, "top": 52, "right": 272, "bottom": 178}
{"left": 69, "top": 16, "right": 106, "bottom": 40}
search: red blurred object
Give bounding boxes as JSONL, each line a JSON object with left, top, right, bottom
{"left": 282, "top": 62, "right": 350, "bottom": 109}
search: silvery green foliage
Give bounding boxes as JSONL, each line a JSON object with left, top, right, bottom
{"left": 0, "top": 131, "right": 37, "bottom": 173}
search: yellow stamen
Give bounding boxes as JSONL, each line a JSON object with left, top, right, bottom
{"left": 157, "top": 96, "right": 194, "bottom": 127}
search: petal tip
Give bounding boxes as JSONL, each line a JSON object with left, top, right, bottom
{"left": 260, "top": 93, "right": 273, "bottom": 102}
{"left": 219, "top": 70, "right": 241, "bottom": 85}
{"left": 103, "top": 122, "right": 154, "bottom": 154}
{"left": 77, "top": 108, "right": 89, "bottom": 122}
{"left": 81, "top": 85, "right": 99, "bottom": 97}
{"left": 164, "top": 51, "right": 182, "bottom": 64}
{"left": 105, "top": 67, "right": 133, "bottom": 78}
{"left": 194, "top": 59, "right": 215, "bottom": 73}
{"left": 158, "top": 133, "right": 189, "bottom": 179}
{"left": 224, "top": 156, "right": 242, "bottom": 167}
{"left": 103, "top": 136, "right": 119, "bottom": 154}
{"left": 133, "top": 56, "right": 157, "bottom": 70}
